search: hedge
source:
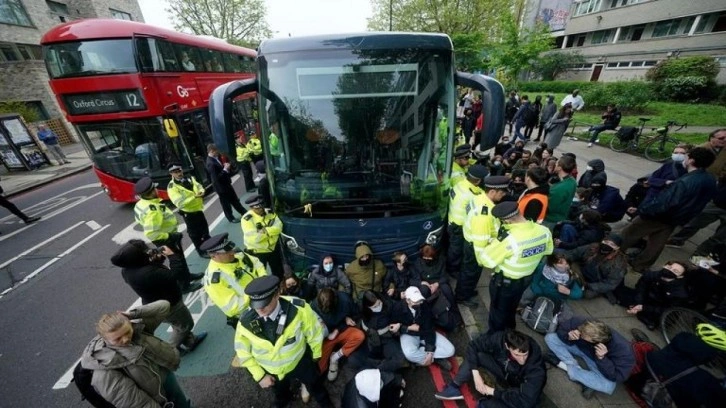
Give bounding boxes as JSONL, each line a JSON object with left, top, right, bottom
{"left": 517, "top": 81, "right": 597, "bottom": 94}
{"left": 517, "top": 81, "right": 653, "bottom": 112}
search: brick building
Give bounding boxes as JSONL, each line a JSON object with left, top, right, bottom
{"left": 0, "top": 0, "right": 144, "bottom": 131}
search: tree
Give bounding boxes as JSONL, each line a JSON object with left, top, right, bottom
{"left": 0, "top": 101, "right": 40, "bottom": 123}
{"left": 166, "top": 0, "right": 271, "bottom": 44}
{"left": 532, "top": 52, "right": 586, "bottom": 80}
{"left": 485, "top": 11, "right": 553, "bottom": 86}
{"left": 451, "top": 33, "right": 487, "bottom": 72}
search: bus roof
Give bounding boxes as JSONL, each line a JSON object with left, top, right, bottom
{"left": 40, "top": 19, "right": 255, "bottom": 56}
{"left": 258, "top": 32, "right": 452, "bottom": 55}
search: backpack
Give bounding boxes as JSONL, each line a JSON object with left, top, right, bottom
{"left": 616, "top": 126, "right": 638, "bottom": 141}
{"left": 72, "top": 362, "right": 117, "bottom": 408}
{"left": 522, "top": 104, "right": 537, "bottom": 126}
{"left": 521, "top": 297, "right": 559, "bottom": 334}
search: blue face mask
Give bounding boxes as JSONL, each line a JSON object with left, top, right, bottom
{"left": 323, "top": 263, "right": 334, "bottom": 273}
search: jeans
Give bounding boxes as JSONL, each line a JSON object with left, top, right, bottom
{"left": 46, "top": 144, "right": 68, "bottom": 164}
{"left": 544, "top": 333, "right": 616, "bottom": 394}
{"left": 163, "top": 372, "right": 191, "bottom": 408}
{"left": 514, "top": 121, "right": 526, "bottom": 141}
{"left": 588, "top": 124, "right": 616, "bottom": 143}
{"left": 400, "top": 332, "right": 455, "bottom": 365}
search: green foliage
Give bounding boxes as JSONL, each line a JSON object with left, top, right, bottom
{"left": 716, "top": 86, "right": 726, "bottom": 106}
{"left": 531, "top": 52, "right": 585, "bottom": 80}
{"left": 0, "top": 101, "right": 40, "bottom": 123}
{"left": 451, "top": 32, "right": 487, "bottom": 72}
{"left": 585, "top": 81, "right": 652, "bottom": 112}
{"left": 646, "top": 56, "right": 719, "bottom": 83}
{"left": 166, "top": 0, "right": 271, "bottom": 44}
{"left": 518, "top": 81, "right": 596, "bottom": 94}
{"left": 658, "top": 76, "right": 711, "bottom": 102}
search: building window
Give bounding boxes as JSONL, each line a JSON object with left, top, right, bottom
{"left": 574, "top": 0, "right": 602, "bottom": 17}
{"left": 46, "top": 0, "right": 68, "bottom": 14}
{"left": 608, "top": 0, "right": 644, "bottom": 8}
{"left": 652, "top": 19, "right": 683, "bottom": 38}
{"left": 682, "top": 16, "right": 696, "bottom": 34}
{"left": 0, "top": 0, "right": 33, "bottom": 26}
{"left": 110, "top": 8, "right": 132, "bottom": 20}
{"left": 607, "top": 62, "right": 618, "bottom": 67}
{"left": 644, "top": 60, "right": 657, "bottom": 66}
{"left": 714, "top": 13, "right": 726, "bottom": 33}
{"left": 576, "top": 34, "right": 586, "bottom": 47}
{"left": 591, "top": 29, "right": 612, "bottom": 44}
{"left": 617, "top": 62, "right": 630, "bottom": 67}
{"left": 554, "top": 36, "right": 565, "bottom": 49}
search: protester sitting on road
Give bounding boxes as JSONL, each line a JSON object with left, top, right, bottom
{"left": 503, "top": 139, "right": 525, "bottom": 161}
{"left": 346, "top": 241, "right": 387, "bottom": 298}
{"left": 342, "top": 369, "right": 406, "bottom": 408}
{"left": 513, "top": 149, "right": 534, "bottom": 171}
{"left": 545, "top": 157, "right": 558, "bottom": 178}
{"left": 624, "top": 177, "right": 649, "bottom": 220}
{"left": 390, "top": 286, "right": 455, "bottom": 371}
{"left": 578, "top": 159, "right": 606, "bottom": 188}
{"left": 355, "top": 291, "right": 407, "bottom": 372}
{"left": 614, "top": 261, "right": 689, "bottom": 330}
{"left": 518, "top": 252, "right": 583, "bottom": 321}
{"left": 494, "top": 135, "right": 513, "bottom": 157}
{"left": 533, "top": 145, "right": 552, "bottom": 163}
{"left": 111, "top": 240, "right": 206, "bottom": 354}
{"left": 489, "top": 154, "right": 506, "bottom": 176}
{"left": 307, "top": 253, "right": 353, "bottom": 294}
{"left": 587, "top": 104, "right": 621, "bottom": 147}
{"left": 502, "top": 151, "right": 521, "bottom": 176}
{"left": 544, "top": 316, "right": 635, "bottom": 399}
{"left": 587, "top": 174, "right": 627, "bottom": 223}
{"left": 507, "top": 170, "right": 527, "bottom": 199}
{"left": 383, "top": 251, "right": 421, "bottom": 300}
{"left": 435, "top": 330, "right": 546, "bottom": 407}
{"left": 566, "top": 234, "right": 628, "bottom": 303}
{"left": 414, "top": 244, "right": 449, "bottom": 296}
{"left": 81, "top": 300, "right": 193, "bottom": 408}
{"left": 518, "top": 166, "right": 550, "bottom": 223}
{"left": 279, "top": 267, "right": 315, "bottom": 301}
{"left": 566, "top": 187, "right": 592, "bottom": 221}
{"left": 555, "top": 210, "right": 609, "bottom": 250}
{"left": 311, "top": 288, "right": 365, "bottom": 382}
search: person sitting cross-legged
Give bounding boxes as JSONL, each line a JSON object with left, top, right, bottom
{"left": 435, "top": 330, "right": 546, "bottom": 408}
{"left": 544, "top": 316, "right": 635, "bottom": 399}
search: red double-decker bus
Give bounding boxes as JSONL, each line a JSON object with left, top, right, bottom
{"left": 40, "top": 19, "right": 257, "bottom": 202}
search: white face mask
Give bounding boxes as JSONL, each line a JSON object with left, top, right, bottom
{"left": 494, "top": 161, "right": 502, "bottom": 166}
{"left": 369, "top": 303, "right": 383, "bottom": 313}
{"left": 323, "top": 263, "right": 334, "bottom": 272}
{"left": 672, "top": 153, "right": 686, "bottom": 163}
{"left": 586, "top": 165, "right": 593, "bottom": 171}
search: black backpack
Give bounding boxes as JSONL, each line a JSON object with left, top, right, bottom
{"left": 522, "top": 104, "right": 537, "bottom": 126}
{"left": 73, "top": 362, "right": 117, "bottom": 408}
{"left": 616, "top": 126, "right": 638, "bottom": 141}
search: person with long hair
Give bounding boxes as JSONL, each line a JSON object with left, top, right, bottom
{"left": 543, "top": 103, "right": 573, "bottom": 150}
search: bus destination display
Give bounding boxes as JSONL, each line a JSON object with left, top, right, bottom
{"left": 63, "top": 90, "right": 147, "bottom": 115}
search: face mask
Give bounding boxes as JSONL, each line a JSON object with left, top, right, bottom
{"left": 359, "top": 257, "right": 371, "bottom": 266}
{"left": 502, "top": 139, "right": 509, "bottom": 143}
{"left": 598, "top": 243, "right": 615, "bottom": 255}
{"left": 554, "top": 264, "right": 569, "bottom": 274}
{"left": 661, "top": 268, "right": 678, "bottom": 279}
{"left": 671, "top": 153, "right": 686, "bottom": 163}
{"left": 494, "top": 161, "right": 502, "bottom": 166}
{"left": 323, "top": 263, "right": 334, "bottom": 273}
{"left": 572, "top": 197, "right": 580, "bottom": 202}
{"left": 423, "top": 258, "right": 435, "bottom": 266}
{"left": 586, "top": 166, "right": 593, "bottom": 171}
{"left": 369, "top": 303, "right": 383, "bottom": 313}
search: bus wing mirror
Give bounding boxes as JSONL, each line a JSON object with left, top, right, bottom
{"left": 455, "top": 72, "right": 505, "bottom": 151}
{"left": 209, "top": 78, "right": 258, "bottom": 157}
{"left": 163, "top": 119, "right": 179, "bottom": 138}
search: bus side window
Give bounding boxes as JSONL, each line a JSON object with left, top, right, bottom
{"left": 174, "top": 43, "right": 201, "bottom": 72}
{"left": 223, "top": 53, "right": 242, "bottom": 72}
{"left": 156, "top": 40, "right": 179, "bottom": 71}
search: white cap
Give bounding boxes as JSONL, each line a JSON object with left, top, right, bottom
{"left": 404, "top": 286, "right": 425, "bottom": 303}
{"left": 355, "top": 369, "right": 382, "bottom": 403}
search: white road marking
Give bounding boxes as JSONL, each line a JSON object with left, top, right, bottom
{"left": 85, "top": 221, "right": 101, "bottom": 230}
{"left": 0, "top": 221, "right": 85, "bottom": 272}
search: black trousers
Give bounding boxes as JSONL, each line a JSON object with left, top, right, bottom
{"left": 487, "top": 273, "right": 531, "bottom": 334}
{"left": 153, "top": 232, "right": 192, "bottom": 286}
{"left": 456, "top": 241, "right": 482, "bottom": 301}
{"left": 455, "top": 352, "right": 541, "bottom": 408}
{"left": 217, "top": 188, "right": 245, "bottom": 222}
{"left": 446, "top": 223, "right": 464, "bottom": 276}
{"left": 273, "top": 349, "right": 331, "bottom": 407}
{"left": 179, "top": 210, "right": 210, "bottom": 254}
{"left": 246, "top": 244, "right": 284, "bottom": 278}
{"left": 239, "top": 160, "right": 255, "bottom": 192}
{"left": 0, "top": 194, "right": 28, "bottom": 221}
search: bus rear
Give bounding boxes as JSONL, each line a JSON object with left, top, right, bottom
{"left": 210, "top": 33, "right": 504, "bottom": 269}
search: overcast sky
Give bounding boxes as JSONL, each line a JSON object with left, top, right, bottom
{"left": 138, "top": 0, "right": 372, "bottom": 38}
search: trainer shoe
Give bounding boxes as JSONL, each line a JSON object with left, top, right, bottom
{"left": 587, "top": 143, "right": 593, "bottom": 147}
{"left": 434, "top": 383, "right": 463, "bottom": 400}
{"left": 300, "top": 383, "right": 310, "bottom": 403}
{"left": 327, "top": 358, "right": 339, "bottom": 381}
{"left": 595, "top": 139, "right": 600, "bottom": 144}
{"left": 543, "top": 351, "right": 561, "bottom": 368}
{"left": 435, "top": 358, "right": 452, "bottom": 372}
{"left": 24, "top": 216, "right": 41, "bottom": 224}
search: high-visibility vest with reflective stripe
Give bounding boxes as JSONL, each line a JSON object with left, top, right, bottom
{"left": 203, "top": 254, "right": 268, "bottom": 317}
{"left": 167, "top": 177, "right": 204, "bottom": 213}
{"left": 248, "top": 138, "right": 263, "bottom": 156}
{"left": 134, "top": 198, "right": 177, "bottom": 242}
{"left": 448, "top": 180, "right": 482, "bottom": 226}
{"left": 241, "top": 209, "right": 283, "bottom": 253}
{"left": 236, "top": 143, "right": 251, "bottom": 162}
{"left": 463, "top": 193, "right": 499, "bottom": 253}
{"left": 234, "top": 297, "right": 324, "bottom": 381}
{"left": 518, "top": 191, "right": 548, "bottom": 223}
{"left": 477, "top": 221, "right": 553, "bottom": 279}
{"left": 450, "top": 161, "right": 467, "bottom": 187}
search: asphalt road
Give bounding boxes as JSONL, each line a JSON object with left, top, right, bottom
{"left": 0, "top": 170, "right": 469, "bottom": 408}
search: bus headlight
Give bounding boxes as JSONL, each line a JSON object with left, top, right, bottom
{"left": 281, "top": 233, "right": 305, "bottom": 256}
{"left": 426, "top": 225, "right": 444, "bottom": 245}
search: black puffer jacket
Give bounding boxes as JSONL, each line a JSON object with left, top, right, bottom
{"left": 639, "top": 169, "right": 717, "bottom": 226}
{"left": 307, "top": 253, "right": 352, "bottom": 294}
{"left": 579, "top": 159, "right": 606, "bottom": 188}
{"left": 111, "top": 241, "right": 182, "bottom": 306}
{"left": 634, "top": 270, "right": 689, "bottom": 314}
{"left": 383, "top": 263, "right": 421, "bottom": 299}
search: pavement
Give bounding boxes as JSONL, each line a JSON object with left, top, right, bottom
{"left": 2, "top": 135, "right": 723, "bottom": 408}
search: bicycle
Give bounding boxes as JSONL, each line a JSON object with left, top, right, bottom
{"left": 609, "top": 119, "right": 687, "bottom": 162}
{"left": 659, "top": 306, "right": 726, "bottom": 373}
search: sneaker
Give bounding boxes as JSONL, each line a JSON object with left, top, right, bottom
{"left": 631, "top": 328, "right": 651, "bottom": 343}
{"left": 543, "top": 351, "right": 561, "bottom": 368}
{"left": 434, "top": 383, "right": 463, "bottom": 400}
{"left": 587, "top": 143, "right": 593, "bottom": 147}
{"left": 189, "top": 272, "right": 205, "bottom": 281}
{"left": 435, "top": 358, "right": 452, "bottom": 372}
{"left": 24, "top": 216, "right": 41, "bottom": 224}
{"left": 182, "top": 281, "right": 203, "bottom": 294}
{"left": 665, "top": 239, "right": 684, "bottom": 248}
{"left": 300, "top": 383, "right": 310, "bottom": 403}
{"left": 595, "top": 139, "right": 600, "bottom": 144}
{"left": 327, "top": 358, "right": 339, "bottom": 381}
{"left": 581, "top": 386, "right": 595, "bottom": 400}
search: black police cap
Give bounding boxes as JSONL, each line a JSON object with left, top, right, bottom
{"left": 467, "top": 164, "right": 488, "bottom": 180}
{"left": 245, "top": 194, "right": 264, "bottom": 208}
{"left": 484, "top": 175, "right": 510, "bottom": 189}
{"left": 245, "top": 275, "right": 281, "bottom": 308}
{"left": 199, "top": 233, "right": 230, "bottom": 253}
{"left": 454, "top": 144, "right": 471, "bottom": 158}
{"left": 491, "top": 201, "right": 520, "bottom": 220}
{"left": 134, "top": 177, "right": 156, "bottom": 195}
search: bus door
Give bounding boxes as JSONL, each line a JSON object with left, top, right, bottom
{"left": 177, "top": 109, "right": 214, "bottom": 184}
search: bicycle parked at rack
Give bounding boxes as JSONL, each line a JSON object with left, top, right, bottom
{"left": 610, "top": 118, "right": 687, "bottom": 162}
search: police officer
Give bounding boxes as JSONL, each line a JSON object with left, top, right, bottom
{"left": 166, "top": 163, "right": 211, "bottom": 258}
{"left": 450, "top": 144, "right": 473, "bottom": 187}
{"left": 236, "top": 275, "right": 332, "bottom": 407}
{"left": 447, "top": 164, "right": 487, "bottom": 278}
{"left": 478, "top": 201, "right": 553, "bottom": 333}
{"left": 235, "top": 134, "right": 256, "bottom": 192}
{"left": 457, "top": 176, "right": 510, "bottom": 308}
{"left": 200, "top": 233, "right": 268, "bottom": 324}
{"left": 241, "top": 194, "right": 284, "bottom": 278}
{"left": 134, "top": 177, "right": 203, "bottom": 292}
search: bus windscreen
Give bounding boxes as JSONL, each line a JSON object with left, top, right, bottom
{"left": 296, "top": 64, "right": 418, "bottom": 99}
{"left": 44, "top": 39, "right": 137, "bottom": 79}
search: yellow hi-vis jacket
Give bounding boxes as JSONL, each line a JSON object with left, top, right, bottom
{"left": 448, "top": 180, "right": 482, "bottom": 226}
{"left": 234, "top": 297, "right": 324, "bottom": 381}
{"left": 203, "top": 253, "right": 268, "bottom": 317}
{"left": 477, "top": 221, "right": 553, "bottom": 279}
{"left": 134, "top": 198, "right": 177, "bottom": 242}
{"left": 241, "top": 209, "right": 283, "bottom": 253}
{"left": 463, "top": 192, "right": 500, "bottom": 263}
{"left": 247, "top": 138, "right": 263, "bottom": 157}
{"left": 236, "top": 143, "right": 251, "bottom": 162}
{"left": 449, "top": 158, "right": 476, "bottom": 188}
{"left": 167, "top": 177, "right": 205, "bottom": 213}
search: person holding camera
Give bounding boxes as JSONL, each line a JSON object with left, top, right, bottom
{"left": 133, "top": 177, "right": 203, "bottom": 293}
{"left": 111, "top": 240, "right": 207, "bottom": 354}
{"left": 241, "top": 194, "right": 284, "bottom": 278}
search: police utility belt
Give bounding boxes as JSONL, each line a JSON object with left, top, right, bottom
{"left": 491, "top": 272, "right": 529, "bottom": 286}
